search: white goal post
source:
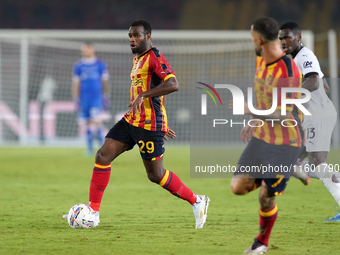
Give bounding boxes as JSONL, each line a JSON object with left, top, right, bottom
{"left": 0, "top": 29, "right": 329, "bottom": 148}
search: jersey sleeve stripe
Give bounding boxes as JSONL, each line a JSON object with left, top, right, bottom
{"left": 160, "top": 101, "right": 167, "bottom": 132}
{"left": 137, "top": 86, "right": 145, "bottom": 128}
{"left": 150, "top": 97, "right": 157, "bottom": 131}
{"left": 164, "top": 74, "right": 176, "bottom": 81}
{"left": 152, "top": 47, "right": 161, "bottom": 58}
{"left": 262, "top": 67, "right": 268, "bottom": 78}
{"left": 304, "top": 71, "right": 318, "bottom": 78}
{"left": 281, "top": 56, "right": 293, "bottom": 77}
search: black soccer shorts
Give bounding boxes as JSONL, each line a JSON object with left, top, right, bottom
{"left": 234, "top": 137, "right": 302, "bottom": 195}
{"left": 106, "top": 118, "right": 165, "bottom": 161}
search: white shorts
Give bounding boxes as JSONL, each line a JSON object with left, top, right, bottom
{"left": 303, "top": 114, "right": 337, "bottom": 152}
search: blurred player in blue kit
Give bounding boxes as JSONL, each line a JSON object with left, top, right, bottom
{"left": 72, "top": 43, "right": 110, "bottom": 155}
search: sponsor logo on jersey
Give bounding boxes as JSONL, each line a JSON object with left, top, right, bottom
{"left": 303, "top": 61, "right": 312, "bottom": 68}
{"left": 131, "top": 78, "right": 143, "bottom": 87}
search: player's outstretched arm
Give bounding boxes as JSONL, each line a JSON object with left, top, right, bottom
{"left": 72, "top": 80, "right": 80, "bottom": 100}
{"left": 302, "top": 74, "right": 319, "bottom": 92}
{"left": 142, "top": 77, "right": 179, "bottom": 98}
{"left": 323, "top": 77, "right": 330, "bottom": 94}
{"left": 127, "top": 77, "right": 179, "bottom": 114}
{"left": 102, "top": 79, "right": 111, "bottom": 110}
{"left": 72, "top": 80, "right": 80, "bottom": 110}
{"left": 102, "top": 79, "right": 110, "bottom": 96}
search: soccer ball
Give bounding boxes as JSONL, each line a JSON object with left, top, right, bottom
{"left": 66, "top": 203, "right": 95, "bottom": 229}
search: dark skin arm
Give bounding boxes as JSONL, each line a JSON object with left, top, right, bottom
{"left": 72, "top": 80, "right": 80, "bottom": 101}
{"left": 303, "top": 74, "right": 330, "bottom": 94}
{"left": 323, "top": 77, "right": 330, "bottom": 94}
{"left": 302, "top": 74, "right": 319, "bottom": 92}
{"left": 102, "top": 79, "right": 110, "bottom": 96}
{"left": 127, "top": 77, "right": 178, "bottom": 141}
{"left": 127, "top": 77, "right": 179, "bottom": 114}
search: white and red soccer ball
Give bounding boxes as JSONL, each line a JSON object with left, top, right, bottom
{"left": 66, "top": 203, "right": 95, "bottom": 229}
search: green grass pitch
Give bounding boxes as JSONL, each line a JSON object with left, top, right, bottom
{"left": 1, "top": 147, "right": 340, "bottom": 255}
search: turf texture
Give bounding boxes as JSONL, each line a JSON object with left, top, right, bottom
{"left": 1, "top": 147, "right": 340, "bottom": 254}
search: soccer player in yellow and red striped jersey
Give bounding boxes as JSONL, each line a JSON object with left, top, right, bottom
{"left": 230, "top": 17, "right": 304, "bottom": 254}
{"left": 252, "top": 55, "right": 303, "bottom": 147}
{"left": 79, "top": 20, "right": 210, "bottom": 229}
{"left": 123, "top": 44, "right": 175, "bottom": 132}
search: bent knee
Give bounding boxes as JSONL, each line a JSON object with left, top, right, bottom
{"left": 95, "top": 148, "right": 112, "bottom": 165}
{"left": 231, "top": 176, "right": 255, "bottom": 195}
{"left": 231, "top": 186, "right": 248, "bottom": 195}
{"left": 231, "top": 179, "right": 249, "bottom": 195}
{"left": 144, "top": 162, "right": 165, "bottom": 184}
{"left": 147, "top": 172, "right": 163, "bottom": 184}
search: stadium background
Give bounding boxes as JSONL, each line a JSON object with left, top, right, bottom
{"left": 2, "top": 2, "right": 340, "bottom": 255}
{"left": 0, "top": 0, "right": 339, "bottom": 147}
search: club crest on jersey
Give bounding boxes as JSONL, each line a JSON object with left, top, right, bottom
{"left": 136, "top": 60, "right": 143, "bottom": 69}
{"left": 131, "top": 60, "right": 144, "bottom": 74}
{"left": 303, "top": 61, "right": 312, "bottom": 68}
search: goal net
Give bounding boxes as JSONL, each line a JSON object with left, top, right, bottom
{"left": 0, "top": 30, "right": 314, "bottom": 147}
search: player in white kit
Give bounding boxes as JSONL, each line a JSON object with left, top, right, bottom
{"left": 279, "top": 22, "right": 340, "bottom": 221}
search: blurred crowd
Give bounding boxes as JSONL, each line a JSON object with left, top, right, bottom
{"left": 0, "top": 0, "right": 183, "bottom": 29}
{"left": 1, "top": 0, "right": 339, "bottom": 32}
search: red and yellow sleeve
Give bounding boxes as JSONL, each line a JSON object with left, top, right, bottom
{"left": 151, "top": 52, "right": 176, "bottom": 82}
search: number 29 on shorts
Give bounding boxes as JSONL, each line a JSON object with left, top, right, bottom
{"left": 138, "top": 140, "right": 155, "bottom": 154}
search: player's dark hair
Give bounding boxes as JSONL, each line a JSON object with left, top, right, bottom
{"left": 280, "top": 22, "right": 301, "bottom": 35}
{"left": 130, "top": 19, "right": 152, "bottom": 35}
{"left": 252, "top": 17, "right": 279, "bottom": 41}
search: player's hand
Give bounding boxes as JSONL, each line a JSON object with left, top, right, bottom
{"left": 229, "top": 100, "right": 251, "bottom": 114}
{"left": 127, "top": 95, "right": 144, "bottom": 115}
{"left": 164, "top": 127, "right": 176, "bottom": 141}
{"left": 103, "top": 96, "right": 110, "bottom": 110}
{"left": 240, "top": 125, "right": 254, "bottom": 143}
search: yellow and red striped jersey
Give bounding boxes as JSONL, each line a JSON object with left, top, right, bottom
{"left": 253, "top": 55, "right": 304, "bottom": 147}
{"left": 124, "top": 47, "right": 176, "bottom": 131}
